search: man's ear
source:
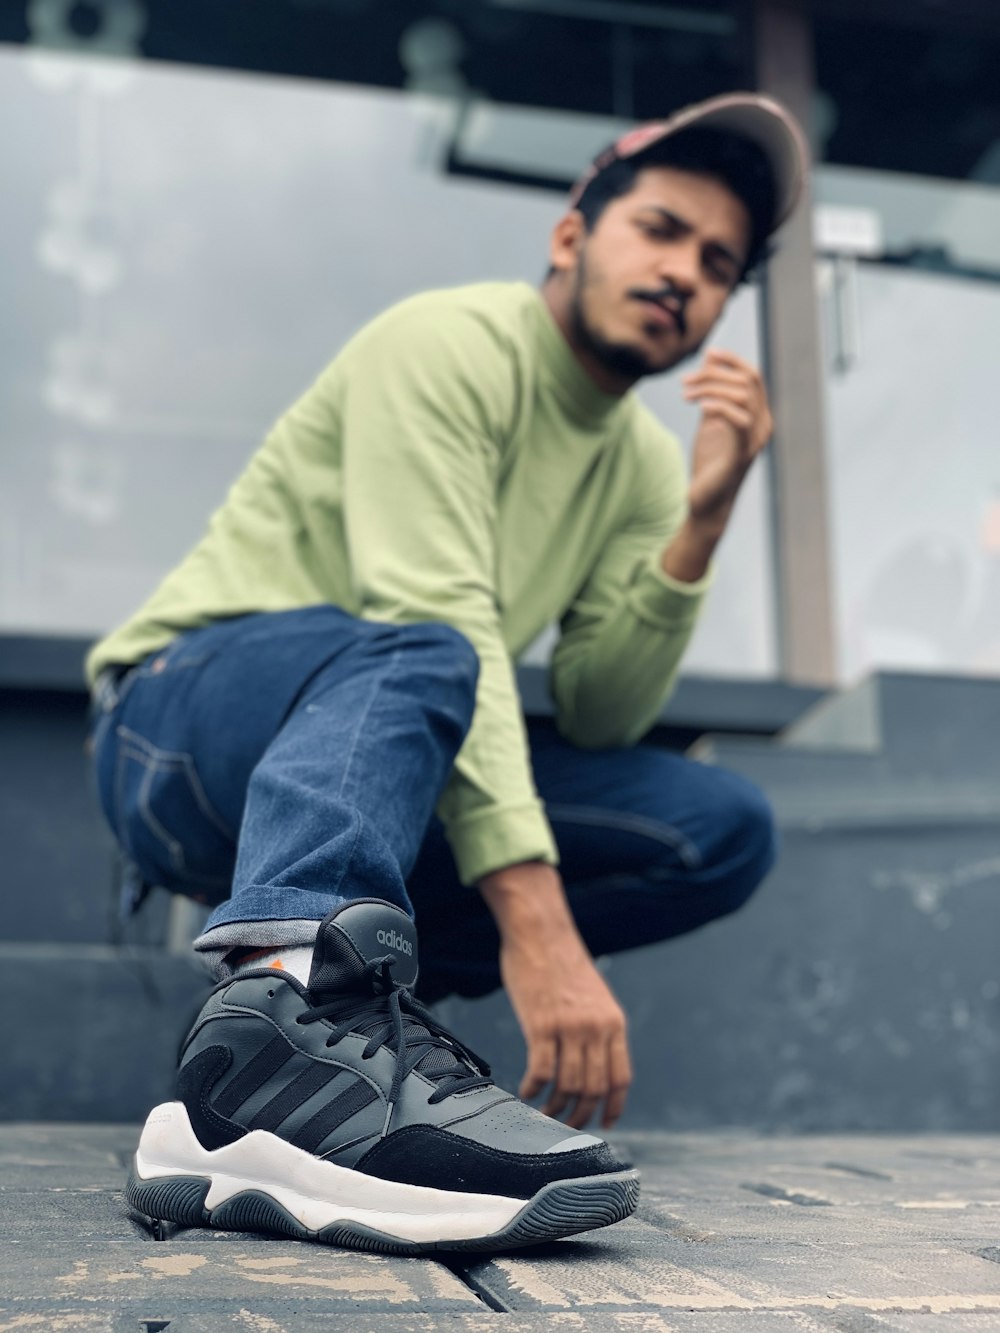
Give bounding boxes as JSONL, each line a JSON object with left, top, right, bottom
{"left": 549, "top": 210, "right": 586, "bottom": 276}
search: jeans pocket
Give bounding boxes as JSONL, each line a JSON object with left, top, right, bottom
{"left": 114, "top": 725, "right": 236, "bottom": 904}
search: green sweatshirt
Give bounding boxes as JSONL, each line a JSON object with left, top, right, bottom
{"left": 85, "top": 281, "right": 711, "bottom": 886}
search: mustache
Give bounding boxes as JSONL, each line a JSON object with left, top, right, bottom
{"left": 630, "top": 287, "right": 687, "bottom": 336}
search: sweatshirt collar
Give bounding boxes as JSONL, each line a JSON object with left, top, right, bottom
{"left": 526, "top": 285, "right": 629, "bottom": 427}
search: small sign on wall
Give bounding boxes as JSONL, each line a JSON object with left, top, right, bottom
{"left": 814, "top": 204, "right": 883, "bottom": 257}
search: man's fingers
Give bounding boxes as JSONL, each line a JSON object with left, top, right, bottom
{"left": 683, "top": 365, "right": 752, "bottom": 389}
{"left": 565, "top": 1095, "right": 602, "bottom": 1130}
{"left": 704, "top": 347, "right": 761, "bottom": 381}
{"left": 540, "top": 1038, "right": 583, "bottom": 1118}
{"left": 565, "top": 1039, "right": 610, "bottom": 1129}
{"left": 609, "top": 1029, "right": 633, "bottom": 1087}
{"left": 519, "top": 1035, "right": 557, "bottom": 1102}
{"left": 602, "top": 1031, "right": 633, "bottom": 1130}
{"left": 544, "top": 1034, "right": 592, "bottom": 1119}
{"left": 695, "top": 398, "right": 753, "bottom": 432}
{"left": 542, "top": 1090, "right": 569, "bottom": 1118}
{"left": 698, "top": 397, "right": 771, "bottom": 449}
{"left": 684, "top": 356, "right": 768, "bottom": 418}
{"left": 684, "top": 382, "right": 753, "bottom": 411}
{"left": 601, "top": 1084, "right": 629, "bottom": 1130}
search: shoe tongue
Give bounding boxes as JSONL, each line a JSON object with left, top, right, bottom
{"left": 308, "top": 900, "right": 419, "bottom": 997}
{"left": 308, "top": 901, "right": 466, "bottom": 1084}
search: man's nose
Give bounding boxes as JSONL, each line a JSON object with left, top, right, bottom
{"left": 657, "top": 241, "right": 700, "bottom": 295}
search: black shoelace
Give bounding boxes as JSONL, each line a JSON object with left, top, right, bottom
{"left": 296, "top": 955, "right": 493, "bottom": 1136}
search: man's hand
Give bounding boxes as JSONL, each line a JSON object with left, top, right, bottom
{"left": 682, "top": 347, "right": 773, "bottom": 535}
{"left": 662, "top": 348, "right": 773, "bottom": 585}
{"left": 479, "top": 861, "right": 632, "bottom": 1130}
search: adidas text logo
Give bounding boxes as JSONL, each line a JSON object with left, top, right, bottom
{"left": 376, "top": 928, "right": 413, "bottom": 957}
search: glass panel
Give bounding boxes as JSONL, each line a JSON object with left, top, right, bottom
{"left": 0, "top": 47, "right": 570, "bottom": 635}
{"left": 0, "top": 43, "right": 775, "bottom": 676}
{"left": 822, "top": 263, "right": 1000, "bottom": 681}
{"left": 814, "top": 11, "right": 1000, "bottom": 680}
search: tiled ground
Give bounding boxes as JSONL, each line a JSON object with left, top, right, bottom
{"left": 4, "top": 1125, "right": 1000, "bottom": 1331}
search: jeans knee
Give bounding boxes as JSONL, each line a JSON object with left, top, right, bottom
{"left": 424, "top": 622, "right": 479, "bottom": 693}
{"left": 716, "top": 773, "right": 778, "bottom": 907}
{"left": 395, "top": 621, "right": 480, "bottom": 722}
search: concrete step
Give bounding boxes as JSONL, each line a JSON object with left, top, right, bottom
{"left": 7, "top": 671, "right": 1000, "bottom": 1132}
{"left": 9, "top": 784, "right": 1000, "bottom": 1136}
{"left": 785, "top": 671, "right": 1000, "bottom": 769}
{"left": 0, "top": 689, "right": 170, "bottom": 946}
{"left": 692, "top": 672, "right": 1000, "bottom": 830}
{"left": 442, "top": 813, "right": 1000, "bottom": 1134}
{"left": 693, "top": 735, "right": 1000, "bottom": 829}
{"left": 2, "top": 945, "right": 208, "bottom": 1121}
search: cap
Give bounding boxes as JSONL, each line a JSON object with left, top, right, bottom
{"left": 567, "top": 92, "right": 810, "bottom": 235}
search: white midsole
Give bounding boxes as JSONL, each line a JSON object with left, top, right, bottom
{"left": 134, "top": 1101, "right": 527, "bottom": 1243}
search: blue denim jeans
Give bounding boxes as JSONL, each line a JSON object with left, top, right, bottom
{"left": 87, "top": 606, "right": 777, "bottom": 999}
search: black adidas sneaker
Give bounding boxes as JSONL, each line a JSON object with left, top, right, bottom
{"left": 126, "top": 898, "right": 639, "bottom": 1252}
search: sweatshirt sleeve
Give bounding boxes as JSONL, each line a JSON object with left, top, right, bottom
{"left": 338, "top": 302, "right": 558, "bottom": 886}
{"left": 549, "top": 418, "right": 711, "bottom": 749}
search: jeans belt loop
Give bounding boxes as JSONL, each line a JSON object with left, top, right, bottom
{"left": 93, "top": 664, "right": 128, "bottom": 715}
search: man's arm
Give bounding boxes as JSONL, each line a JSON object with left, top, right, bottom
{"left": 548, "top": 426, "right": 708, "bottom": 751}
{"left": 493, "top": 347, "right": 773, "bottom": 1130}
{"left": 480, "top": 861, "right": 632, "bottom": 1132}
{"left": 551, "top": 347, "right": 774, "bottom": 749}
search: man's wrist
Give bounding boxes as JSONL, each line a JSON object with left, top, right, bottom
{"left": 661, "top": 514, "right": 724, "bottom": 583}
{"left": 478, "top": 860, "right": 578, "bottom": 940}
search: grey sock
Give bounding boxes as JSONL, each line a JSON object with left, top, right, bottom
{"left": 193, "top": 918, "right": 321, "bottom": 981}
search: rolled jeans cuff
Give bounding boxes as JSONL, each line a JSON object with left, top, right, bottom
{"left": 192, "top": 916, "right": 322, "bottom": 981}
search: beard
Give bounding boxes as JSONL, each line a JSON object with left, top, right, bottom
{"left": 567, "top": 250, "right": 706, "bottom": 382}
{"left": 569, "top": 297, "right": 655, "bottom": 381}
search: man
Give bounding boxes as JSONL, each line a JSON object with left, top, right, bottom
{"left": 85, "top": 92, "right": 808, "bottom": 1252}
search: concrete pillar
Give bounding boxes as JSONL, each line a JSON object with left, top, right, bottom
{"left": 754, "top": 0, "right": 837, "bottom": 685}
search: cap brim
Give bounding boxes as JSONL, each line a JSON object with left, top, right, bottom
{"left": 664, "top": 93, "right": 808, "bottom": 231}
{"left": 569, "top": 92, "right": 810, "bottom": 234}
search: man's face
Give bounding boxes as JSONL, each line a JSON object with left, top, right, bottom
{"left": 556, "top": 165, "right": 752, "bottom": 384}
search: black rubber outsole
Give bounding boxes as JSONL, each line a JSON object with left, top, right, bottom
{"left": 125, "top": 1164, "right": 640, "bottom": 1254}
